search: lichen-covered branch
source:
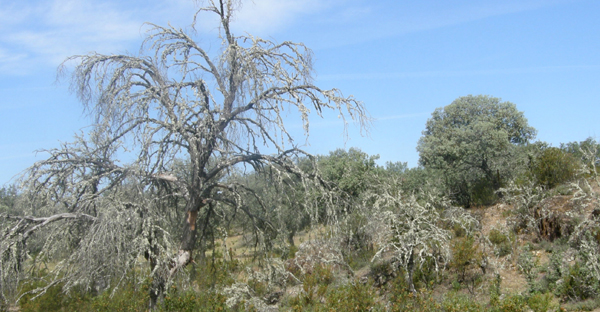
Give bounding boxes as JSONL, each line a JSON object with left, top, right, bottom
{"left": 6, "top": 0, "right": 369, "bottom": 309}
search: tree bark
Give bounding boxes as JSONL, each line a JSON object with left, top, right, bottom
{"left": 287, "top": 230, "right": 295, "bottom": 247}
{"left": 407, "top": 248, "right": 416, "bottom": 293}
{"left": 148, "top": 198, "right": 211, "bottom": 309}
{"left": 149, "top": 266, "right": 167, "bottom": 310}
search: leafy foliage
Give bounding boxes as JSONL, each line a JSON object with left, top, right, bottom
{"left": 325, "top": 280, "right": 380, "bottom": 311}
{"left": 0, "top": 185, "right": 17, "bottom": 214}
{"left": 318, "top": 148, "right": 379, "bottom": 199}
{"left": 488, "top": 228, "right": 513, "bottom": 257}
{"left": 450, "top": 236, "right": 484, "bottom": 286}
{"left": 530, "top": 147, "right": 580, "bottom": 189}
{"left": 561, "top": 138, "right": 600, "bottom": 170}
{"left": 417, "top": 95, "right": 536, "bottom": 206}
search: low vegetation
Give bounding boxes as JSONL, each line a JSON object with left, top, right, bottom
{"left": 2, "top": 135, "right": 599, "bottom": 311}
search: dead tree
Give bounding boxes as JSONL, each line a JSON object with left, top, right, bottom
{"left": 0, "top": 0, "right": 369, "bottom": 309}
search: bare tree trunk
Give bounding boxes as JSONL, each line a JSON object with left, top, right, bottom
{"left": 287, "top": 230, "right": 295, "bottom": 247}
{"left": 146, "top": 229, "right": 164, "bottom": 310}
{"left": 407, "top": 249, "right": 416, "bottom": 293}
{"left": 149, "top": 266, "right": 167, "bottom": 310}
{"left": 148, "top": 197, "right": 211, "bottom": 309}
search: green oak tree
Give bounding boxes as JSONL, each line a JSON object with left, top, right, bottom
{"left": 318, "top": 148, "right": 380, "bottom": 200}
{"left": 417, "top": 95, "right": 536, "bottom": 206}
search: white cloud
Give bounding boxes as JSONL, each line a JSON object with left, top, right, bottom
{"left": 0, "top": 0, "right": 344, "bottom": 76}
{"left": 232, "top": 0, "right": 333, "bottom": 35}
{"left": 0, "top": 0, "right": 197, "bottom": 75}
{"left": 0, "top": 0, "right": 573, "bottom": 76}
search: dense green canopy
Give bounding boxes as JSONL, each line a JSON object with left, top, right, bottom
{"left": 417, "top": 95, "right": 536, "bottom": 205}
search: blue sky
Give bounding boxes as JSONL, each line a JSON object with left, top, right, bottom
{"left": 1, "top": 0, "right": 599, "bottom": 185}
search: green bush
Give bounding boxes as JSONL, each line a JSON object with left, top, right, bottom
{"left": 441, "top": 292, "right": 484, "bottom": 312}
{"left": 517, "top": 247, "right": 537, "bottom": 288}
{"left": 17, "top": 268, "right": 228, "bottom": 312}
{"left": 492, "top": 294, "right": 528, "bottom": 312}
{"left": 195, "top": 254, "right": 241, "bottom": 289}
{"left": 489, "top": 229, "right": 512, "bottom": 257}
{"left": 161, "top": 289, "right": 227, "bottom": 312}
{"left": 19, "top": 282, "right": 89, "bottom": 312}
{"left": 556, "top": 262, "right": 599, "bottom": 301}
{"left": 489, "top": 273, "right": 502, "bottom": 305}
{"left": 489, "top": 229, "right": 508, "bottom": 245}
{"left": 562, "top": 297, "right": 600, "bottom": 311}
{"left": 527, "top": 292, "right": 557, "bottom": 312}
{"left": 450, "top": 236, "right": 483, "bottom": 282}
{"left": 325, "top": 281, "right": 380, "bottom": 311}
{"left": 412, "top": 257, "right": 442, "bottom": 290}
{"left": 561, "top": 137, "right": 600, "bottom": 178}
{"left": 19, "top": 277, "right": 150, "bottom": 312}
{"left": 530, "top": 147, "right": 579, "bottom": 189}
{"left": 388, "top": 288, "right": 441, "bottom": 312}
{"left": 452, "top": 223, "right": 467, "bottom": 238}
{"left": 287, "top": 264, "right": 335, "bottom": 310}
